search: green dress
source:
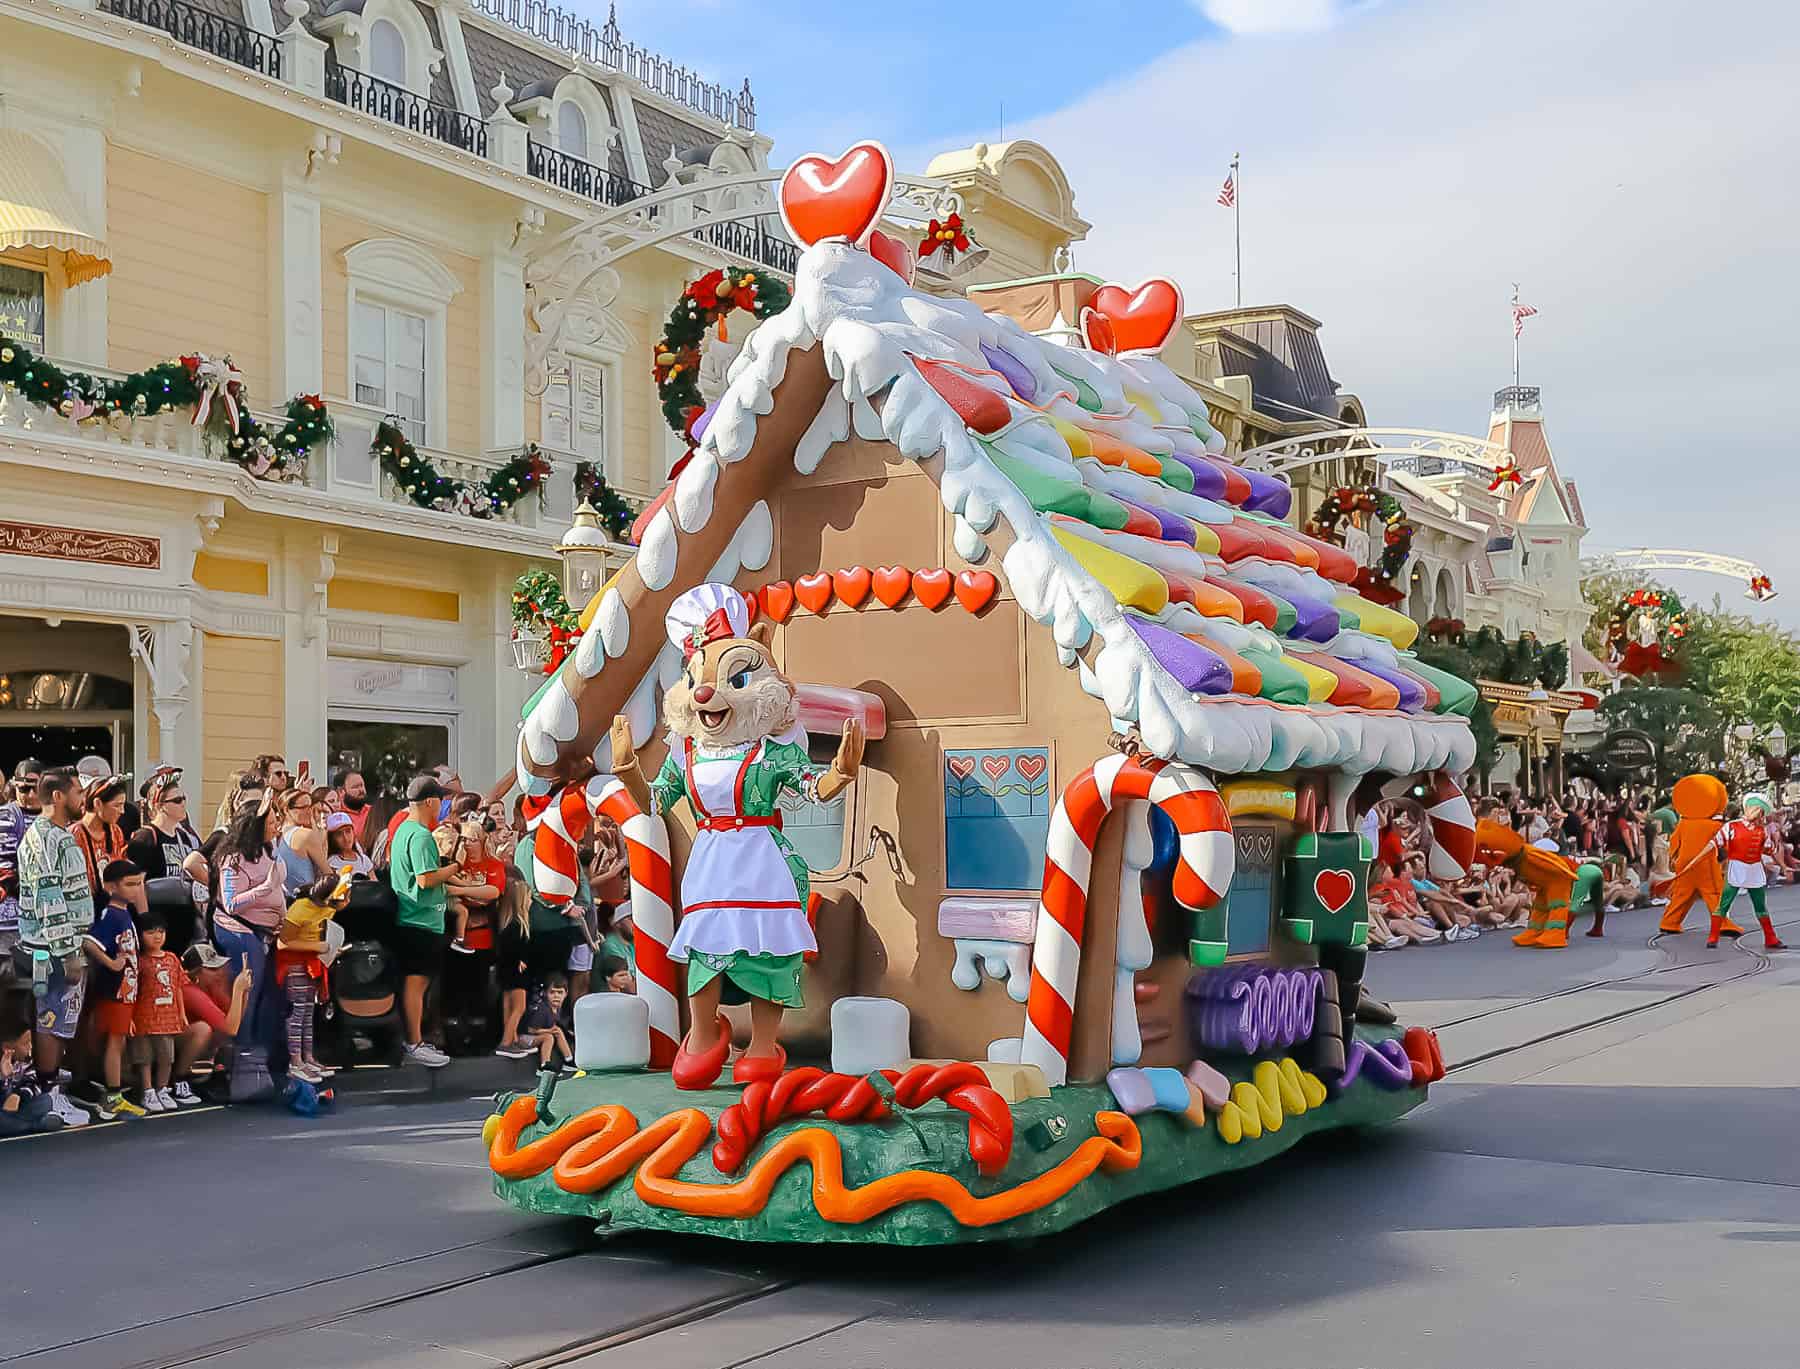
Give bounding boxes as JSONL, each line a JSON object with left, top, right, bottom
{"left": 651, "top": 738, "right": 824, "bottom": 1007}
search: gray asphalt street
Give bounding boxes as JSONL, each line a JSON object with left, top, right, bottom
{"left": 6, "top": 892, "right": 1798, "bottom": 1369}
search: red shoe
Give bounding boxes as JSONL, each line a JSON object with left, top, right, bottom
{"left": 671, "top": 1015, "right": 732, "bottom": 1090}
{"left": 731, "top": 1043, "right": 787, "bottom": 1086}
{"left": 1766, "top": 939, "right": 1788, "bottom": 951}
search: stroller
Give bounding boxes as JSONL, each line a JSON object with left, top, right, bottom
{"left": 326, "top": 879, "right": 405, "bottom": 1065}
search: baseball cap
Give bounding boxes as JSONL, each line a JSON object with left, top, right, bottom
{"left": 11, "top": 757, "right": 44, "bottom": 781}
{"left": 406, "top": 774, "right": 449, "bottom": 802}
{"left": 324, "top": 811, "right": 354, "bottom": 832}
{"left": 183, "top": 943, "right": 228, "bottom": 972}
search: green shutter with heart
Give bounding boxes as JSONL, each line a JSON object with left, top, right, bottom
{"left": 1281, "top": 832, "right": 1375, "bottom": 948}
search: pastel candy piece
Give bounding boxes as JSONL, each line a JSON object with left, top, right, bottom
{"left": 1254, "top": 1059, "right": 1305, "bottom": 1119}
{"left": 1184, "top": 634, "right": 1261, "bottom": 695}
{"left": 1180, "top": 1077, "right": 1209, "bottom": 1128}
{"left": 1207, "top": 575, "right": 1281, "bottom": 630}
{"left": 1398, "top": 666, "right": 1441, "bottom": 712}
{"left": 1289, "top": 530, "right": 1358, "bottom": 582}
{"left": 1280, "top": 590, "right": 1345, "bottom": 644}
{"left": 1144, "top": 1066, "right": 1191, "bottom": 1113}
{"left": 1199, "top": 455, "right": 1253, "bottom": 506}
{"left": 912, "top": 356, "right": 1011, "bottom": 434}
{"left": 1333, "top": 1038, "right": 1369, "bottom": 1094}
{"left": 1282, "top": 653, "right": 1340, "bottom": 704}
{"left": 1121, "top": 498, "right": 1196, "bottom": 544}
{"left": 1167, "top": 449, "right": 1228, "bottom": 498}
{"left": 1185, "top": 1058, "right": 1233, "bottom": 1111}
{"left": 1241, "top": 469, "right": 1293, "bottom": 519}
{"left": 1106, "top": 1067, "right": 1158, "bottom": 1115}
{"left": 1347, "top": 658, "right": 1427, "bottom": 712}
{"left": 1048, "top": 415, "right": 1093, "bottom": 458}
{"left": 1227, "top": 1092, "right": 1261, "bottom": 1140}
{"left": 1399, "top": 653, "right": 1479, "bottom": 716}
{"left": 1115, "top": 502, "right": 1168, "bottom": 539}
{"left": 979, "top": 342, "right": 1037, "bottom": 402}
{"left": 1127, "top": 616, "right": 1235, "bottom": 695}
{"left": 1333, "top": 594, "right": 1419, "bottom": 649}
{"left": 1237, "top": 643, "right": 1311, "bottom": 705}
{"left": 1153, "top": 454, "right": 1197, "bottom": 493}
{"left": 1049, "top": 524, "right": 1169, "bottom": 613}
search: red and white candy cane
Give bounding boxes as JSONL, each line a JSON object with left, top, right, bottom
{"left": 1422, "top": 770, "right": 1476, "bottom": 882}
{"left": 524, "top": 776, "right": 680, "bottom": 1068}
{"left": 1022, "top": 754, "right": 1233, "bottom": 1087}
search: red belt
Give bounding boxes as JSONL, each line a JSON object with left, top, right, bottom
{"left": 696, "top": 814, "right": 781, "bottom": 832}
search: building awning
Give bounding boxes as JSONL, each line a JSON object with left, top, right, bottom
{"left": 0, "top": 132, "right": 111, "bottom": 286}
{"left": 1570, "top": 639, "right": 1614, "bottom": 684}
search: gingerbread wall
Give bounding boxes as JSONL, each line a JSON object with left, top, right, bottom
{"left": 728, "top": 433, "right": 1144, "bottom": 1070}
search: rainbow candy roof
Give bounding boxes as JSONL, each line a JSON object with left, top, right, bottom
{"left": 527, "top": 241, "right": 1478, "bottom": 782}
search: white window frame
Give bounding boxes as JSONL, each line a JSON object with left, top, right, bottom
{"left": 317, "top": 0, "right": 443, "bottom": 98}
{"left": 353, "top": 299, "right": 430, "bottom": 445}
{"left": 551, "top": 75, "right": 614, "bottom": 167}
{"left": 341, "top": 238, "right": 462, "bottom": 451}
{"left": 541, "top": 345, "right": 623, "bottom": 487}
{"left": 367, "top": 17, "right": 408, "bottom": 86}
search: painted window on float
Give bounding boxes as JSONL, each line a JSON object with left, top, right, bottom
{"left": 944, "top": 746, "right": 1051, "bottom": 891}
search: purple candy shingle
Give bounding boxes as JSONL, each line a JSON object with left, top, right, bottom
{"left": 979, "top": 343, "right": 1037, "bottom": 402}
{"left": 1347, "top": 658, "right": 1427, "bottom": 712}
{"left": 1120, "top": 498, "right": 1196, "bottom": 545}
{"left": 1127, "top": 616, "right": 1234, "bottom": 694}
{"left": 1241, "top": 469, "right": 1293, "bottom": 519}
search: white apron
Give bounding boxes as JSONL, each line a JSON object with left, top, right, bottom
{"left": 1726, "top": 859, "right": 1768, "bottom": 889}
{"left": 667, "top": 743, "right": 817, "bottom": 962}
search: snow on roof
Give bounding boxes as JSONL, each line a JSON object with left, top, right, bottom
{"left": 524, "top": 242, "right": 1476, "bottom": 782}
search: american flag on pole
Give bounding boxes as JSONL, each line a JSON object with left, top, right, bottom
{"left": 1512, "top": 298, "right": 1538, "bottom": 337}
{"left": 1217, "top": 172, "right": 1236, "bottom": 208}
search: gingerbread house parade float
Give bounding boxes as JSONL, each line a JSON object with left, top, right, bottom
{"left": 484, "top": 142, "right": 1477, "bottom": 1245}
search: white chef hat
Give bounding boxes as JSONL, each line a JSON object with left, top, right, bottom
{"left": 665, "top": 582, "right": 752, "bottom": 656}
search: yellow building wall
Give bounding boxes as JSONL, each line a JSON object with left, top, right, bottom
{"left": 320, "top": 209, "right": 479, "bottom": 454}
{"left": 193, "top": 552, "right": 270, "bottom": 596}
{"left": 201, "top": 634, "right": 284, "bottom": 818}
{"left": 107, "top": 146, "right": 269, "bottom": 392}
{"left": 327, "top": 576, "right": 460, "bottom": 622}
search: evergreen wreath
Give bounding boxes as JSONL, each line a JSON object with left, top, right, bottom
{"left": 574, "top": 460, "right": 637, "bottom": 541}
{"left": 1305, "top": 485, "right": 1415, "bottom": 584}
{"left": 653, "top": 267, "right": 791, "bottom": 440}
{"left": 510, "top": 567, "right": 581, "bottom": 673}
{"left": 0, "top": 334, "right": 330, "bottom": 477}
{"left": 1607, "top": 587, "right": 1689, "bottom": 655}
{"left": 373, "top": 419, "right": 551, "bottom": 518}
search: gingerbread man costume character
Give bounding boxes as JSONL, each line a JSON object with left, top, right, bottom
{"left": 609, "top": 584, "right": 863, "bottom": 1089}
{"left": 1657, "top": 774, "right": 1736, "bottom": 939}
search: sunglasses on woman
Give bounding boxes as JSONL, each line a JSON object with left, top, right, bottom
{"left": 162, "top": 794, "right": 187, "bottom": 806}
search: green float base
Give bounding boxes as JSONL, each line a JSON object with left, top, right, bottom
{"left": 486, "top": 1027, "right": 1425, "bottom": 1246}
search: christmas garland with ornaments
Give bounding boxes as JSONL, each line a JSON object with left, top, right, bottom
{"left": 373, "top": 419, "right": 551, "bottom": 518}
{"left": 1305, "top": 485, "right": 1415, "bottom": 584}
{"left": 573, "top": 460, "right": 638, "bottom": 541}
{"left": 1608, "top": 587, "right": 1689, "bottom": 656}
{"left": 653, "top": 267, "right": 792, "bottom": 440}
{"left": 510, "top": 567, "right": 582, "bottom": 672}
{"left": 0, "top": 334, "right": 330, "bottom": 477}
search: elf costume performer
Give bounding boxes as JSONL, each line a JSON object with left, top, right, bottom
{"left": 1712, "top": 793, "right": 1785, "bottom": 950}
{"left": 609, "top": 583, "right": 864, "bottom": 1090}
{"left": 1656, "top": 774, "right": 1737, "bottom": 938}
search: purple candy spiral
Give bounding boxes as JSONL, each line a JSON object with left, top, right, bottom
{"left": 1186, "top": 966, "right": 1322, "bottom": 1055}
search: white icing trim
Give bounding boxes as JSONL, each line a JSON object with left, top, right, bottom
{"left": 598, "top": 588, "right": 630, "bottom": 659}
{"left": 637, "top": 509, "right": 678, "bottom": 591}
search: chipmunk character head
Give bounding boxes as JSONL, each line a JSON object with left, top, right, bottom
{"left": 661, "top": 584, "right": 797, "bottom": 750}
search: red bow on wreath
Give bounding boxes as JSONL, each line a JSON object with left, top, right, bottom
{"left": 918, "top": 213, "right": 970, "bottom": 259}
{"left": 544, "top": 622, "right": 575, "bottom": 675}
{"left": 687, "top": 269, "right": 727, "bottom": 311}
{"left": 1487, "top": 460, "right": 1523, "bottom": 492}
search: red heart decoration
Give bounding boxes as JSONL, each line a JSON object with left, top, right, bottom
{"left": 947, "top": 755, "right": 977, "bottom": 780}
{"left": 1079, "top": 307, "right": 1117, "bottom": 357}
{"left": 872, "top": 565, "right": 912, "bottom": 608}
{"left": 777, "top": 140, "right": 894, "bottom": 249}
{"left": 867, "top": 230, "right": 915, "bottom": 286}
{"left": 912, "top": 567, "right": 953, "bottom": 610}
{"left": 795, "top": 572, "right": 834, "bottom": 615}
{"left": 1015, "top": 753, "right": 1047, "bottom": 783}
{"left": 980, "top": 755, "right": 1011, "bottom": 783}
{"left": 1314, "top": 869, "right": 1356, "bottom": 915}
{"left": 832, "top": 565, "right": 872, "bottom": 608}
{"left": 1087, "top": 278, "right": 1184, "bottom": 355}
{"left": 954, "top": 569, "right": 998, "bottom": 614}
{"left": 759, "top": 581, "right": 795, "bottom": 624}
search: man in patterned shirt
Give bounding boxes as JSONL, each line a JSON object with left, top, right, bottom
{"left": 0, "top": 757, "right": 42, "bottom": 961}
{"left": 17, "top": 770, "right": 96, "bottom": 1127}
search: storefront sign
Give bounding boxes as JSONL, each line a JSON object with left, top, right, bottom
{"left": 327, "top": 658, "right": 458, "bottom": 711}
{"left": 0, "top": 519, "right": 159, "bottom": 570}
{"left": 1597, "top": 729, "right": 1656, "bottom": 771}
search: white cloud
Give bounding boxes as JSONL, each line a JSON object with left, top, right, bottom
{"left": 1198, "top": 0, "right": 1362, "bottom": 35}
{"left": 1009, "top": 0, "right": 1800, "bottom": 625}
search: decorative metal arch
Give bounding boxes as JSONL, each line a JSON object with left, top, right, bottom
{"left": 1583, "top": 549, "right": 1778, "bottom": 601}
{"left": 522, "top": 167, "right": 963, "bottom": 392}
{"left": 1235, "top": 427, "right": 1514, "bottom": 477}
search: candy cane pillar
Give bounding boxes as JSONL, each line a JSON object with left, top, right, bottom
{"left": 1022, "top": 755, "right": 1233, "bottom": 1087}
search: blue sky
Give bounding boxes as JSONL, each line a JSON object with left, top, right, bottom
{"left": 603, "top": 1, "right": 1216, "bottom": 154}
{"left": 589, "top": 1, "right": 1800, "bottom": 630}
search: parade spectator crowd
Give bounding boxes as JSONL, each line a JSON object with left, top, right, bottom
{"left": 1, "top": 753, "right": 636, "bottom": 1133}
{"left": 4, "top": 749, "right": 1793, "bottom": 1136}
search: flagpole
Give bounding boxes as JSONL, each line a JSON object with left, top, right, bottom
{"left": 1233, "top": 152, "right": 1242, "bottom": 309}
{"left": 1511, "top": 282, "right": 1520, "bottom": 387}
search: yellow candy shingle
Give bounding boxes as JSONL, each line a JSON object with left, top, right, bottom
{"left": 1049, "top": 524, "right": 1169, "bottom": 613}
